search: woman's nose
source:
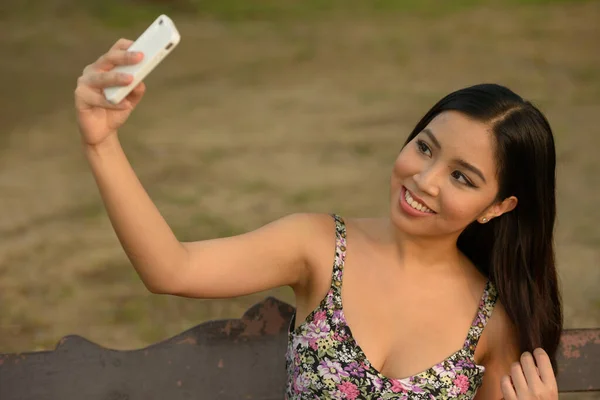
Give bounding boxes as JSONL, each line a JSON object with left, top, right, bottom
{"left": 413, "top": 167, "right": 440, "bottom": 198}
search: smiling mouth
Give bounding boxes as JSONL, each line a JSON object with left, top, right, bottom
{"left": 403, "top": 187, "right": 436, "bottom": 214}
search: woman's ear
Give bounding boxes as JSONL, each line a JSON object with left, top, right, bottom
{"left": 479, "top": 196, "right": 518, "bottom": 223}
{"left": 494, "top": 196, "right": 518, "bottom": 218}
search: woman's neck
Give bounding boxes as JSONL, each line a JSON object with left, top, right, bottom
{"left": 386, "top": 220, "right": 465, "bottom": 272}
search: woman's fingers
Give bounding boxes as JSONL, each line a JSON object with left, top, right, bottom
{"left": 110, "top": 38, "right": 134, "bottom": 51}
{"left": 81, "top": 71, "right": 133, "bottom": 89}
{"left": 125, "top": 82, "right": 146, "bottom": 107}
{"left": 75, "top": 85, "right": 130, "bottom": 110}
{"left": 95, "top": 49, "right": 144, "bottom": 71}
{"left": 534, "top": 348, "right": 557, "bottom": 390}
{"left": 510, "top": 361, "right": 529, "bottom": 397}
{"left": 92, "top": 38, "right": 143, "bottom": 71}
{"left": 501, "top": 375, "right": 518, "bottom": 400}
{"left": 75, "top": 37, "right": 146, "bottom": 112}
{"left": 500, "top": 349, "right": 558, "bottom": 399}
{"left": 498, "top": 349, "right": 558, "bottom": 399}
{"left": 520, "top": 352, "right": 542, "bottom": 387}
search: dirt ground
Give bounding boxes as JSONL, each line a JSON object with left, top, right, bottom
{"left": 1, "top": 1, "right": 599, "bottom": 394}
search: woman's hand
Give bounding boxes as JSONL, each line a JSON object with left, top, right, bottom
{"left": 501, "top": 348, "right": 558, "bottom": 400}
{"left": 74, "top": 38, "right": 146, "bottom": 147}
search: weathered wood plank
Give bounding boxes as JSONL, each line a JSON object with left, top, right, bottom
{"left": 0, "top": 297, "right": 294, "bottom": 400}
{"left": 557, "top": 329, "right": 600, "bottom": 393}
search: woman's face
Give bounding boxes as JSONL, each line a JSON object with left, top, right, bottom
{"left": 390, "top": 110, "right": 510, "bottom": 238}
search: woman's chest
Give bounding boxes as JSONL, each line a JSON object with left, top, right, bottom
{"left": 339, "top": 265, "right": 485, "bottom": 380}
{"left": 287, "top": 310, "right": 484, "bottom": 399}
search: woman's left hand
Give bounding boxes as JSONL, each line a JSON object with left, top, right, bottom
{"left": 501, "top": 348, "right": 558, "bottom": 400}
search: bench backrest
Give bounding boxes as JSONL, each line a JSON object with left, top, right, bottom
{"left": 0, "top": 297, "right": 598, "bottom": 399}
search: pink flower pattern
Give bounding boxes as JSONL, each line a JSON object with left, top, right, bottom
{"left": 338, "top": 381, "right": 360, "bottom": 399}
{"left": 454, "top": 374, "right": 470, "bottom": 394}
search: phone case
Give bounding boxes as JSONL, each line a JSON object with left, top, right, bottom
{"left": 103, "top": 15, "right": 181, "bottom": 104}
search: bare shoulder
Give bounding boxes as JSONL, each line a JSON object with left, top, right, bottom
{"left": 277, "top": 212, "right": 334, "bottom": 236}
{"left": 344, "top": 216, "right": 391, "bottom": 242}
{"left": 284, "top": 213, "right": 342, "bottom": 315}
{"left": 297, "top": 214, "right": 389, "bottom": 289}
{"left": 479, "top": 297, "right": 521, "bottom": 365}
{"left": 473, "top": 297, "right": 523, "bottom": 398}
{"left": 290, "top": 214, "right": 388, "bottom": 322}
{"left": 298, "top": 214, "right": 387, "bottom": 246}
{"left": 287, "top": 212, "right": 340, "bottom": 275}
{"left": 272, "top": 212, "right": 337, "bottom": 261}
{"left": 289, "top": 212, "right": 339, "bottom": 245}
{"left": 261, "top": 212, "right": 334, "bottom": 240}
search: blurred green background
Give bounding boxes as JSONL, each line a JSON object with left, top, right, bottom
{"left": 0, "top": 1, "right": 599, "bottom": 395}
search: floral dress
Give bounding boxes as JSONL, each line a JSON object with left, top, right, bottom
{"left": 285, "top": 214, "right": 498, "bottom": 399}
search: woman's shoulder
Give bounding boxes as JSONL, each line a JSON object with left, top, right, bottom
{"left": 292, "top": 213, "right": 386, "bottom": 241}
{"left": 288, "top": 213, "right": 383, "bottom": 282}
{"left": 283, "top": 212, "right": 342, "bottom": 257}
{"left": 478, "top": 294, "right": 521, "bottom": 364}
{"left": 343, "top": 216, "right": 391, "bottom": 242}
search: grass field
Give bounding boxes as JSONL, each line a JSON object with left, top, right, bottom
{"left": 0, "top": 2, "right": 599, "bottom": 390}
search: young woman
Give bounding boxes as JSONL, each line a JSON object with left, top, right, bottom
{"left": 74, "top": 38, "right": 562, "bottom": 399}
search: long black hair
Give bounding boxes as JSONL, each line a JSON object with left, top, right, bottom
{"left": 403, "top": 84, "right": 563, "bottom": 371}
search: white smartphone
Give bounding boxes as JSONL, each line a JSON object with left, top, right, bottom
{"left": 103, "top": 14, "right": 181, "bottom": 105}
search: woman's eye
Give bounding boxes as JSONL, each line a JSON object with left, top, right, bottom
{"left": 451, "top": 171, "right": 475, "bottom": 187}
{"left": 416, "top": 140, "right": 431, "bottom": 156}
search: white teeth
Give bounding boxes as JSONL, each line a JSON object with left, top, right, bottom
{"left": 404, "top": 189, "right": 433, "bottom": 213}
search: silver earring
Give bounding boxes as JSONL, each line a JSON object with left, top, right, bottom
{"left": 482, "top": 217, "right": 488, "bottom": 223}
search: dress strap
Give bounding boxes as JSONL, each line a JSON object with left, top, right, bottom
{"left": 463, "top": 281, "right": 499, "bottom": 355}
{"left": 330, "top": 214, "right": 347, "bottom": 300}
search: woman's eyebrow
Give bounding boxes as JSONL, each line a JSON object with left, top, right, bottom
{"left": 422, "top": 128, "right": 441, "bottom": 149}
{"left": 422, "top": 128, "right": 487, "bottom": 183}
{"left": 456, "top": 159, "right": 487, "bottom": 183}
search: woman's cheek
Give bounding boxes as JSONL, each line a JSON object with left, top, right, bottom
{"left": 393, "top": 152, "right": 420, "bottom": 178}
{"left": 440, "top": 196, "right": 480, "bottom": 224}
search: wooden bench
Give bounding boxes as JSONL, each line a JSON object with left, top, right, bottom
{"left": 1, "top": 297, "right": 598, "bottom": 399}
